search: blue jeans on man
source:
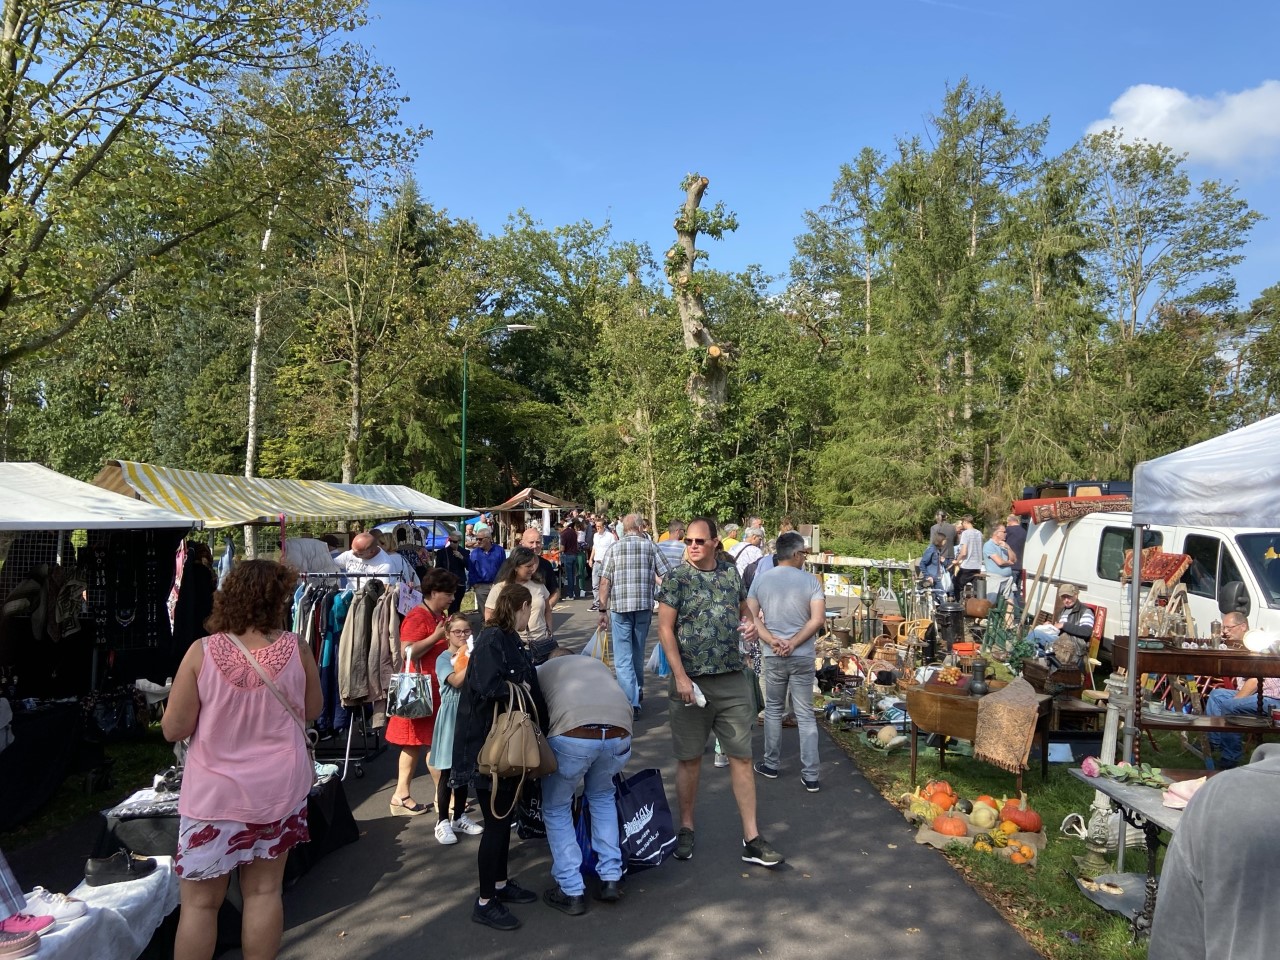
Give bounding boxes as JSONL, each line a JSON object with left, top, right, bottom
{"left": 561, "top": 554, "right": 581, "bottom": 599}
{"left": 542, "top": 733, "right": 632, "bottom": 895}
{"left": 610, "top": 609, "right": 652, "bottom": 709}
{"left": 762, "top": 655, "right": 820, "bottom": 781}
{"left": 1205, "top": 687, "right": 1280, "bottom": 766}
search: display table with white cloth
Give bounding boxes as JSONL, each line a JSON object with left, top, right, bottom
{"left": 35, "top": 855, "right": 179, "bottom": 960}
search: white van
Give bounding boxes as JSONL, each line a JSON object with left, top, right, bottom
{"left": 1020, "top": 510, "right": 1280, "bottom": 657}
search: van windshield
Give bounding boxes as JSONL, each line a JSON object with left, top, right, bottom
{"left": 1236, "top": 534, "right": 1280, "bottom": 609}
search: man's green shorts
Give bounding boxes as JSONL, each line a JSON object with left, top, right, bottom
{"left": 668, "top": 669, "right": 755, "bottom": 760}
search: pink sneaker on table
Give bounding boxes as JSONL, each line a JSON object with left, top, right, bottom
{"left": 0, "top": 915, "right": 54, "bottom": 935}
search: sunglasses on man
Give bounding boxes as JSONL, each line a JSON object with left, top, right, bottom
{"left": 683, "top": 537, "right": 714, "bottom": 546}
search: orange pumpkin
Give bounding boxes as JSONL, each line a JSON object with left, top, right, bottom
{"left": 999, "top": 791, "right": 1043, "bottom": 834}
{"left": 973, "top": 795, "right": 999, "bottom": 811}
{"left": 923, "top": 780, "right": 957, "bottom": 810}
{"left": 932, "top": 811, "right": 968, "bottom": 837}
{"left": 1009, "top": 852, "right": 1028, "bottom": 864}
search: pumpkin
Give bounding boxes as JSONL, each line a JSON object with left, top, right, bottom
{"left": 876, "top": 725, "right": 898, "bottom": 746}
{"left": 1009, "top": 852, "right": 1028, "bottom": 864}
{"left": 1018, "top": 844, "right": 1035, "bottom": 858}
{"left": 973, "top": 795, "right": 999, "bottom": 811}
{"left": 969, "top": 803, "right": 999, "bottom": 830}
{"left": 953, "top": 798, "right": 973, "bottom": 815}
{"left": 999, "top": 791, "right": 1043, "bottom": 834}
{"left": 923, "top": 780, "right": 957, "bottom": 812}
{"left": 932, "top": 811, "right": 968, "bottom": 837}
{"left": 999, "top": 820, "right": 1020, "bottom": 836}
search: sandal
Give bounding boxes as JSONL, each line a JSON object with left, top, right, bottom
{"left": 390, "top": 797, "right": 431, "bottom": 817}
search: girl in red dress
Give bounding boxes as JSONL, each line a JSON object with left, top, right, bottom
{"left": 387, "top": 568, "right": 460, "bottom": 816}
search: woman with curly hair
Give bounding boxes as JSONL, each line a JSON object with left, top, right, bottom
{"left": 163, "top": 559, "right": 321, "bottom": 960}
{"left": 386, "top": 567, "right": 459, "bottom": 818}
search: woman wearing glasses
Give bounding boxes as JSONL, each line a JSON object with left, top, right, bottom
{"left": 427, "top": 615, "right": 484, "bottom": 844}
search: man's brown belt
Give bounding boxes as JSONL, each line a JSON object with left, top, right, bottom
{"left": 560, "top": 724, "right": 629, "bottom": 740}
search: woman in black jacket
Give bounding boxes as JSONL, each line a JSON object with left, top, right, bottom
{"left": 450, "top": 582, "right": 548, "bottom": 931}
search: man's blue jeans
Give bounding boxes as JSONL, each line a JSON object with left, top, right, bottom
{"left": 561, "top": 554, "right": 581, "bottom": 599}
{"left": 762, "top": 655, "right": 820, "bottom": 780}
{"left": 543, "top": 733, "right": 632, "bottom": 895}
{"left": 610, "top": 609, "right": 652, "bottom": 709}
{"left": 1205, "top": 687, "right": 1280, "bottom": 764}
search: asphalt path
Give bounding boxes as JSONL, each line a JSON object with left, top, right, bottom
{"left": 249, "top": 597, "right": 1043, "bottom": 960}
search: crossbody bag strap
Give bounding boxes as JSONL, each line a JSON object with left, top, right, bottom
{"left": 225, "top": 632, "right": 315, "bottom": 748}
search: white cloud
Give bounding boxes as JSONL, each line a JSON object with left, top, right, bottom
{"left": 1086, "top": 80, "right": 1280, "bottom": 167}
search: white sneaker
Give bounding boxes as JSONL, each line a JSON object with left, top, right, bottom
{"left": 24, "top": 887, "right": 87, "bottom": 924}
{"left": 714, "top": 753, "right": 729, "bottom": 768}
{"left": 452, "top": 815, "right": 484, "bottom": 836}
{"left": 434, "top": 819, "right": 458, "bottom": 845}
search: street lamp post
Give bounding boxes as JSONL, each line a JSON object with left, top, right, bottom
{"left": 460, "top": 323, "right": 534, "bottom": 509}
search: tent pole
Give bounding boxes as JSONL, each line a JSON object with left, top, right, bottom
{"left": 1122, "top": 525, "right": 1145, "bottom": 765}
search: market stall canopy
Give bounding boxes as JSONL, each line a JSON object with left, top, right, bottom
{"left": 0, "top": 463, "right": 200, "bottom": 530}
{"left": 330, "top": 483, "right": 475, "bottom": 518}
{"left": 93, "top": 461, "right": 401, "bottom": 528}
{"left": 1132, "top": 414, "right": 1280, "bottom": 527}
{"left": 484, "top": 487, "right": 577, "bottom": 513}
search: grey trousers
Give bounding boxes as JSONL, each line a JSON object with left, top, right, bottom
{"left": 762, "top": 655, "right": 820, "bottom": 781}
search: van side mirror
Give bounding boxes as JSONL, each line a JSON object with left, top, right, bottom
{"left": 1218, "top": 581, "right": 1251, "bottom": 617}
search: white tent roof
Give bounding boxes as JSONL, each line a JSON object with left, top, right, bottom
{"left": 0, "top": 463, "right": 201, "bottom": 530}
{"left": 329, "top": 484, "right": 475, "bottom": 518}
{"left": 1132, "top": 414, "right": 1280, "bottom": 527}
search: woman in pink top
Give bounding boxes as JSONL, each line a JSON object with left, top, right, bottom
{"left": 163, "top": 560, "right": 321, "bottom": 960}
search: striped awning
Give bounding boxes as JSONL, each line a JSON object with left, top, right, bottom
{"left": 330, "top": 483, "right": 475, "bottom": 518}
{"left": 94, "top": 461, "right": 404, "bottom": 528}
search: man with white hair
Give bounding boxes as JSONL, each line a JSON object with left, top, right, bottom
{"left": 467, "top": 525, "right": 505, "bottom": 613}
{"left": 335, "top": 531, "right": 419, "bottom": 586}
{"left": 730, "top": 527, "right": 766, "bottom": 578}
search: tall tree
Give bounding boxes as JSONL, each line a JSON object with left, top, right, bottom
{"left": 0, "top": 0, "right": 419, "bottom": 369}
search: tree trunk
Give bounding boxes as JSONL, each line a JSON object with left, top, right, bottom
{"left": 670, "top": 176, "right": 726, "bottom": 423}
{"left": 243, "top": 192, "right": 282, "bottom": 558}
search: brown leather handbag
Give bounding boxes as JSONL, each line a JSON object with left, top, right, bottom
{"left": 477, "top": 681, "right": 557, "bottom": 817}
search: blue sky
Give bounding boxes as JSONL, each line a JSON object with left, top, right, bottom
{"left": 359, "top": 0, "right": 1280, "bottom": 307}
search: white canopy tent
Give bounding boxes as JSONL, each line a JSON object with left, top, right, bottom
{"left": 1124, "top": 413, "right": 1280, "bottom": 763}
{"left": 329, "top": 483, "right": 475, "bottom": 519}
{"left": 0, "top": 463, "right": 201, "bottom": 530}
{"left": 1132, "top": 413, "right": 1280, "bottom": 527}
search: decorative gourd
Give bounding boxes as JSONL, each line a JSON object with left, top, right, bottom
{"left": 903, "top": 787, "right": 942, "bottom": 823}
{"left": 923, "top": 780, "right": 957, "bottom": 811}
{"left": 989, "top": 832, "right": 1010, "bottom": 849}
{"left": 999, "top": 792, "right": 1043, "bottom": 834}
{"left": 953, "top": 798, "right": 973, "bottom": 815}
{"left": 998, "top": 820, "right": 1020, "bottom": 836}
{"left": 1009, "top": 852, "right": 1028, "bottom": 864}
{"left": 973, "top": 840, "right": 993, "bottom": 853}
{"left": 973, "top": 795, "right": 999, "bottom": 811}
{"left": 969, "top": 802, "right": 999, "bottom": 830}
{"left": 973, "top": 832, "right": 995, "bottom": 846}
{"left": 932, "top": 811, "right": 968, "bottom": 837}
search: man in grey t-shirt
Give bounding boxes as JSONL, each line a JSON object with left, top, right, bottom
{"left": 746, "top": 532, "right": 826, "bottom": 791}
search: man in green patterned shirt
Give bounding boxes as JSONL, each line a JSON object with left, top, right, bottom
{"left": 656, "top": 517, "right": 784, "bottom": 868}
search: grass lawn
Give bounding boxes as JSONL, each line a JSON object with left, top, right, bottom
{"left": 824, "top": 715, "right": 1215, "bottom": 960}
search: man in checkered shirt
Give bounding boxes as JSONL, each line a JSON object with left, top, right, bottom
{"left": 597, "top": 513, "right": 676, "bottom": 716}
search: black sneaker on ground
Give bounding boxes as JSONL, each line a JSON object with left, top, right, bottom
{"left": 802, "top": 778, "right": 821, "bottom": 793}
{"left": 543, "top": 886, "right": 587, "bottom": 916}
{"left": 472, "top": 899, "right": 520, "bottom": 931}
{"left": 594, "top": 879, "right": 623, "bottom": 902}
{"left": 674, "top": 826, "right": 695, "bottom": 860}
{"left": 742, "top": 835, "right": 784, "bottom": 867}
{"left": 753, "top": 761, "right": 779, "bottom": 779}
{"left": 495, "top": 879, "right": 537, "bottom": 904}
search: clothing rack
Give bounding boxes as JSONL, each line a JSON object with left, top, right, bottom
{"left": 303, "top": 573, "right": 408, "bottom": 779}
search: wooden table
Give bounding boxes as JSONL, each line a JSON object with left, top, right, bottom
{"left": 1068, "top": 767, "right": 1204, "bottom": 937}
{"left": 1113, "top": 637, "right": 1280, "bottom": 735}
{"left": 906, "top": 688, "right": 1051, "bottom": 793}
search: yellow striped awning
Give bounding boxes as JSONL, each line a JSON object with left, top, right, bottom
{"left": 93, "top": 461, "right": 404, "bottom": 528}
